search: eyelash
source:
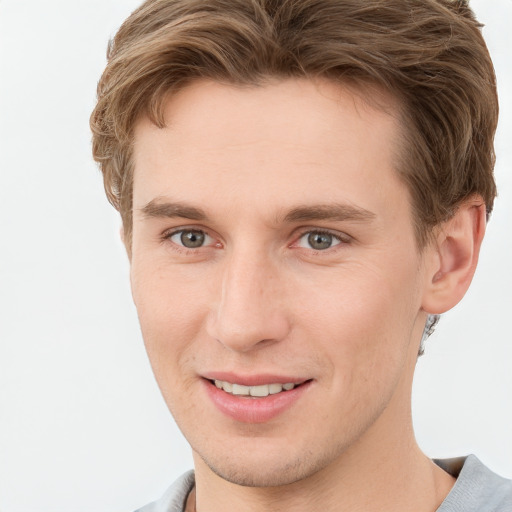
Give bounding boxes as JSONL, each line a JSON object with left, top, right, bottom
{"left": 160, "top": 227, "right": 350, "bottom": 253}
{"left": 293, "top": 229, "right": 350, "bottom": 252}
{"left": 161, "top": 228, "right": 219, "bottom": 253}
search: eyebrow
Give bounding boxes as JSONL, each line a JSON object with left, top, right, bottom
{"left": 140, "top": 199, "right": 207, "bottom": 221}
{"left": 283, "top": 204, "right": 376, "bottom": 223}
{"left": 139, "top": 199, "right": 376, "bottom": 224}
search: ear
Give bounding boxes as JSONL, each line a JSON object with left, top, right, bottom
{"left": 421, "top": 197, "right": 487, "bottom": 315}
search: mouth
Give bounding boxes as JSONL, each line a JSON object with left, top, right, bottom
{"left": 209, "top": 379, "right": 308, "bottom": 397}
{"left": 203, "top": 376, "right": 313, "bottom": 423}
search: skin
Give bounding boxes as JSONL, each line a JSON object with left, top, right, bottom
{"left": 129, "top": 79, "right": 484, "bottom": 512}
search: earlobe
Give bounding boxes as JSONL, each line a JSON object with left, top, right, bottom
{"left": 422, "top": 197, "right": 487, "bottom": 315}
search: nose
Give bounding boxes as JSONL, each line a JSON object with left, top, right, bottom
{"left": 206, "top": 249, "right": 291, "bottom": 353}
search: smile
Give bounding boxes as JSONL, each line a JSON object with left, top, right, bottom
{"left": 213, "top": 380, "right": 299, "bottom": 397}
{"left": 204, "top": 377, "right": 313, "bottom": 423}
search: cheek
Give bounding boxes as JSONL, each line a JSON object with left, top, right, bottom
{"left": 131, "top": 252, "right": 208, "bottom": 322}
{"left": 293, "top": 260, "right": 422, "bottom": 376}
{"left": 130, "top": 258, "right": 209, "bottom": 376}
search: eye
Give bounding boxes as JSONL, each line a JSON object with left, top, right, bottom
{"left": 169, "top": 229, "right": 213, "bottom": 249}
{"left": 296, "top": 230, "right": 343, "bottom": 251}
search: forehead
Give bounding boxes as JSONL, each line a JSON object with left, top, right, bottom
{"left": 132, "top": 79, "right": 407, "bottom": 222}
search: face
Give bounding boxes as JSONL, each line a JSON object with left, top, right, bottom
{"left": 130, "top": 79, "right": 432, "bottom": 487}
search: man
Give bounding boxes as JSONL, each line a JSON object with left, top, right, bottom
{"left": 90, "top": 0, "right": 511, "bottom": 510}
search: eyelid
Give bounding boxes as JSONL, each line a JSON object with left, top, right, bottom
{"left": 161, "top": 226, "right": 222, "bottom": 249}
{"left": 159, "top": 225, "right": 350, "bottom": 251}
{"left": 292, "top": 227, "right": 352, "bottom": 250}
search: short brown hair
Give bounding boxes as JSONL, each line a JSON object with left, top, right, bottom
{"left": 90, "top": 0, "right": 498, "bottom": 248}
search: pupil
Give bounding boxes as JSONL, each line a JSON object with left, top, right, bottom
{"left": 181, "top": 230, "right": 205, "bottom": 248}
{"left": 308, "top": 232, "right": 332, "bottom": 250}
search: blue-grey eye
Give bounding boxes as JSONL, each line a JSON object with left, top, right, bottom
{"left": 170, "top": 229, "right": 210, "bottom": 248}
{"left": 297, "top": 231, "right": 341, "bottom": 250}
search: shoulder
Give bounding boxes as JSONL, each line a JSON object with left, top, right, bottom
{"left": 436, "top": 455, "right": 512, "bottom": 512}
{"left": 134, "top": 471, "right": 195, "bottom": 512}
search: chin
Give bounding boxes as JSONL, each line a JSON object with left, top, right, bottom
{"left": 194, "top": 440, "right": 341, "bottom": 488}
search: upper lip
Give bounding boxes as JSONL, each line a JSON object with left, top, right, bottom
{"left": 202, "top": 372, "right": 310, "bottom": 386}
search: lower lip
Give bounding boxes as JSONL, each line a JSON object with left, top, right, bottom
{"left": 203, "top": 380, "right": 312, "bottom": 423}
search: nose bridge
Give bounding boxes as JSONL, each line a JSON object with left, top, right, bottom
{"left": 207, "top": 245, "right": 290, "bottom": 352}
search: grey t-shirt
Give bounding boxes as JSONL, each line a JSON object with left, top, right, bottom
{"left": 135, "top": 455, "right": 512, "bottom": 512}
{"left": 435, "top": 455, "right": 512, "bottom": 511}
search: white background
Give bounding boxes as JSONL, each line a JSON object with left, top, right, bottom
{"left": 0, "top": 1, "right": 510, "bottom": 511}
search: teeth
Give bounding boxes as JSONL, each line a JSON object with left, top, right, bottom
{"left": 268, "top": 383, "right": 283, "bottom": 395}
{"left": 250, "top": 385, "right": 270, "bottom": 397}
{"left": 213, "top": 380, "right": 298, "bottom": 397}
{"left": 232, "top": 384, "right": 250, "bottom": 396}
